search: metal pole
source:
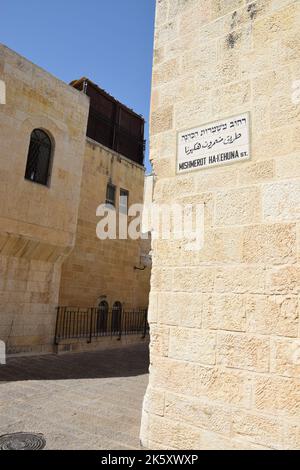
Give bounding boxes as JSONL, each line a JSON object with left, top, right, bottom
{"left": 54, "top": 307, "right": 60, "bottom": 346}
{"left": 88, "top": 308, "right": 93, "bottom": 344}
{"left": 142, "top": 309, "right": 148, "bottom": 339}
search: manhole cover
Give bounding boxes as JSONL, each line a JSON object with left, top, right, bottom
{"left": 0, "top": 433, "right": 46, "bottom": 450}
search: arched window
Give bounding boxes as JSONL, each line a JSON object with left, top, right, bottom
{"left": 97, "top": 300, "right": 109, "bottom": 334}
{"left": 25, "top": 129, "right": 53, "bottom": 186}
{"left": 112, "top": 301, "right": 122, "bottom": 334}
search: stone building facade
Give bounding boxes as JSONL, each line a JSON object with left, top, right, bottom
{"left": 0, "top": 44, "right": 150, "bottom": 355}
{"left": 141, "top": 0, "right": 300, "bottom": 450}
{"left": 59, "top": 138, "right": 150, "bottom": 310}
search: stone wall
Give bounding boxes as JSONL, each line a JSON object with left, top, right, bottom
{"left": 59, "top": 138, "right": 151, "bottom": 310}
{"left": 0, "top": 44, "right": 90, "bottom": 353}
{"left": 141, "top": 0, "right": 300, "bottom": 450}
{"left": 0, "top": 44, "right": 150, "bottom": 354}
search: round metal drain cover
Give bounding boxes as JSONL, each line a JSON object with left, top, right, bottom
{"left": 0, "top": 433, "right": 46, "bottom": 450}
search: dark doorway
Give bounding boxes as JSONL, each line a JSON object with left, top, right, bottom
{"left": 112, "top": 301, "right": 122, "bottom": 334}
{"left": 97, "top": 300, "right": 109, "bottom": 334}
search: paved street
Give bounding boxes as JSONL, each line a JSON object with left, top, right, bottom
{"left": 0, "top": 343, "right": 149, "bottom": 450}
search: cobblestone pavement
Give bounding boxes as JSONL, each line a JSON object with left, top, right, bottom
{"left": 0, "top": 343, "right": 149, "bottom": 450}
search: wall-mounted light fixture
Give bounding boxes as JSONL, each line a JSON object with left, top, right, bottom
{"left": 134, "top": 253, "right": 152, "bottom": 271}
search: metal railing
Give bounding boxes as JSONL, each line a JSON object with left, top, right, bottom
{"left": 54, "top": 307, "right": 149, "bottom": 345}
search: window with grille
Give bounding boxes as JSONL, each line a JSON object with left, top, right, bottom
{"left": 106, "top": 182, "right": 116, "bottom": 207}
{"left": 25, "top": 129, "right": 52, "bottom": 186}
{"left": 120, "top": 188, "right": 129, "bottom": 214}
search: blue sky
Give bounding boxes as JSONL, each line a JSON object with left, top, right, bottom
{"left": 1, "top": 0, "right": 156, "bottom": 172}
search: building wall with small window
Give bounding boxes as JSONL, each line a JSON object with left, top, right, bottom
{"left": 0, "top": 44, "right": 150, "bottom": 355}
{"left": 0, "top": 44, "right": 90, "bottom": 354}
{"left": 59, "top": 138, "right": 151, "bottom": 311}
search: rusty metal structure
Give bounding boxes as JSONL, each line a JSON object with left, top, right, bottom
{"left": 70, "top": 78, "right": 145, "bottom": 166}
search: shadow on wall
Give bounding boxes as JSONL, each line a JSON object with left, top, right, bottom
{"left": 0, "top": 343, "right": 149, "bottom": 382}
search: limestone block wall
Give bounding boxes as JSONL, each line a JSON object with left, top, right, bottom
{"left": 59, "top": 139, "right": 151, "bottom": 310}
{"left": 0, "top": 45, "right": 90, "bottom": 353}
{"left": 141, "top": 0, "right": 300, "bottom": 450}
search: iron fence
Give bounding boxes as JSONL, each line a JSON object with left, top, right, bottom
{"left": 54, "top": 307, "right": 148, "bottom": 345}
